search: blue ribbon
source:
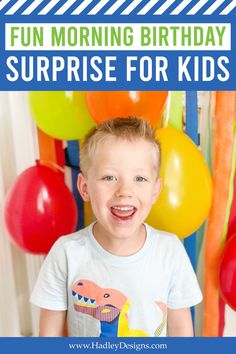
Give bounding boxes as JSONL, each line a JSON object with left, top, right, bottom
{"left": 184, "top": 91, "right": 198, "bottom": 324}
{"left": 66, "top": 141, "right": 84, "bottom": 230}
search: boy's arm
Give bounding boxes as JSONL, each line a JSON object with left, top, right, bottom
{"left": 39, "top": 308, "right": 67, "bottom": 336}
{"left": 167, "top": 307, "right": 194, "bottom": 337}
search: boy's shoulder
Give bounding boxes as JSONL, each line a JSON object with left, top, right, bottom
{"left": 146, "top": 223, "right": 181, "bottom": 248}
{"left": 53, "top": 224, "right": 90, "bottom": 250}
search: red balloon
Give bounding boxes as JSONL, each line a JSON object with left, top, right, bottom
{"left": 86, "top": 91, "right": 168, "bottom": 125}
{"left": 4, "top": 165, "right": 78, "bottom": 254}
{"left": 218, "top": 234, "right": 236, "bottom": 310}
{"left": 227, "top": 171, "right": 236, "bottom": 237}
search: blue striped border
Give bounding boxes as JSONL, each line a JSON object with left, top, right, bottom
{"left": 0, "top": 0, "right": 235, "bottom": 16}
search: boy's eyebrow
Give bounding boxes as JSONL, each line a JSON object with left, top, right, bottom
{"left": 98, "top": 167, "right": 153, "bottom": 174}
{"left": 97, "top": 165, "right": 118, "bottom": 170}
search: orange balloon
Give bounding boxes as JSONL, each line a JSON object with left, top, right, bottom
{"left": 86, "top": 91, "right": 168, "bottom": 125}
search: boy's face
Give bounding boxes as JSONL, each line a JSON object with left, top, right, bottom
{"left": 78, "top": 136, "right": 161, "bottom": 242}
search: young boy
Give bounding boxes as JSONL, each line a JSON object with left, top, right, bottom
{"left": 30, "top": 117, "right": 202, "bottom": 337}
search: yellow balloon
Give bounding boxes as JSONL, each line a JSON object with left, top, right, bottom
{"left": 146, "top": 127, "right": 213, "bottom": 238}
{"left": 29, "top": 91, "right": 96, "bottom": 140}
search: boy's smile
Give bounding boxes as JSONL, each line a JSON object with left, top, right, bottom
{"left": 78, "top": 136, "right": 161, "bottom": 255}
{"left": 110, "top": 205, "right": 137, "bottom": 221}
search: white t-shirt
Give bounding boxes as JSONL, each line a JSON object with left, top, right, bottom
{"left": 30, "top": 223, "right": 202, "bottom": 337}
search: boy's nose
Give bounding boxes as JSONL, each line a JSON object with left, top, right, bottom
{"left": 115, "top": 181, "right": 133, "bottom": 198}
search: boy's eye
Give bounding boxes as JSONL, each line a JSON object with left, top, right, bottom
{"left": 135, "top": 176, "right": 147, "bottom": 182}
{"left": 103, "top": 176, "right": 117, "bottom": 181}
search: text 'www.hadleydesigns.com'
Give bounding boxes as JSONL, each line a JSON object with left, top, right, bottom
{"left": 68, "top": 341, "right": 168, "bottom": 351}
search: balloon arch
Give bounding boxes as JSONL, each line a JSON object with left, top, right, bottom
{"left": 3, "top": 90, "right": 236, "bottom": 337}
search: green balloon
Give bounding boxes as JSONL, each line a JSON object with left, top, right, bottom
{"left": 29, "top": 91, "right": 96, "bottom": 140}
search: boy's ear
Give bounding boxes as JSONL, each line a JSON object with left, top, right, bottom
{"left": 77, "top": 173, "right": 90, "bottom": 202}
{"left": 152, "top": 178, "right": 162, "bottom": 204}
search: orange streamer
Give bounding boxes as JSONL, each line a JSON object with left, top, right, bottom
{"left": 37, "top": 128, "right": 64, "bottom": 179}
{"left": 203, "top": 92, "right": 236, "bottom": 336}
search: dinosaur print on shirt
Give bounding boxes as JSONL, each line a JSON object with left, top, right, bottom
{"left": 72, "top": 279, "right": 167, "bottom": 337}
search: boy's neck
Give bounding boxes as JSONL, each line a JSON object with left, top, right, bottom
{"left": 92, "top": 223, "right": 147, "bottom": 257}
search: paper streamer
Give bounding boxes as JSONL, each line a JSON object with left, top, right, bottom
{"left": 66, "top": 141, "right": 84, "bottom": 230}
{"left": 221, "top": 141, "right": 236, "bottom": 247}
{"left": 218, "top": 297, "right": 225, "bottom": 337}
{"left": 203, "top": 92, "right": 236, "bottom": 336}
{"left": 184, "top": 92, "right": 198, "bottom": 271}
{"left": 84, "top": 201, "right": 94, "bottom": 227}
{"left": 196, "top": 92, "right": 212, "bottom": 260}
{"left": 37, "top": 128, "right": 64, "bottom": 179}
{"left": 223, "top": 137, "right": 236, "bottom": 243}
{"left": 184, "top": 91, "right": 198, "bottom": 324}
{"left": 163, "top": 91, "right": 183, "bottom": 129}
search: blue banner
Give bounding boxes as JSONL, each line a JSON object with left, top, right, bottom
{"left": 0, "top": 337, "right": 236, "bottom": 353}
{"left": 0, "top": 0, "right": 236, "bottom": 90}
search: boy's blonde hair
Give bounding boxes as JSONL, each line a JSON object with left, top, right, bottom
{"left": 80, "top": 117, "right": 161, "bottom": 175}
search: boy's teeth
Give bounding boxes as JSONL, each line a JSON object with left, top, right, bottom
{"left": 111, "top": 206, "right": 136, "bottom": 218}
{"left": 112, "top": 206, "right": 134, "bottom": 211}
